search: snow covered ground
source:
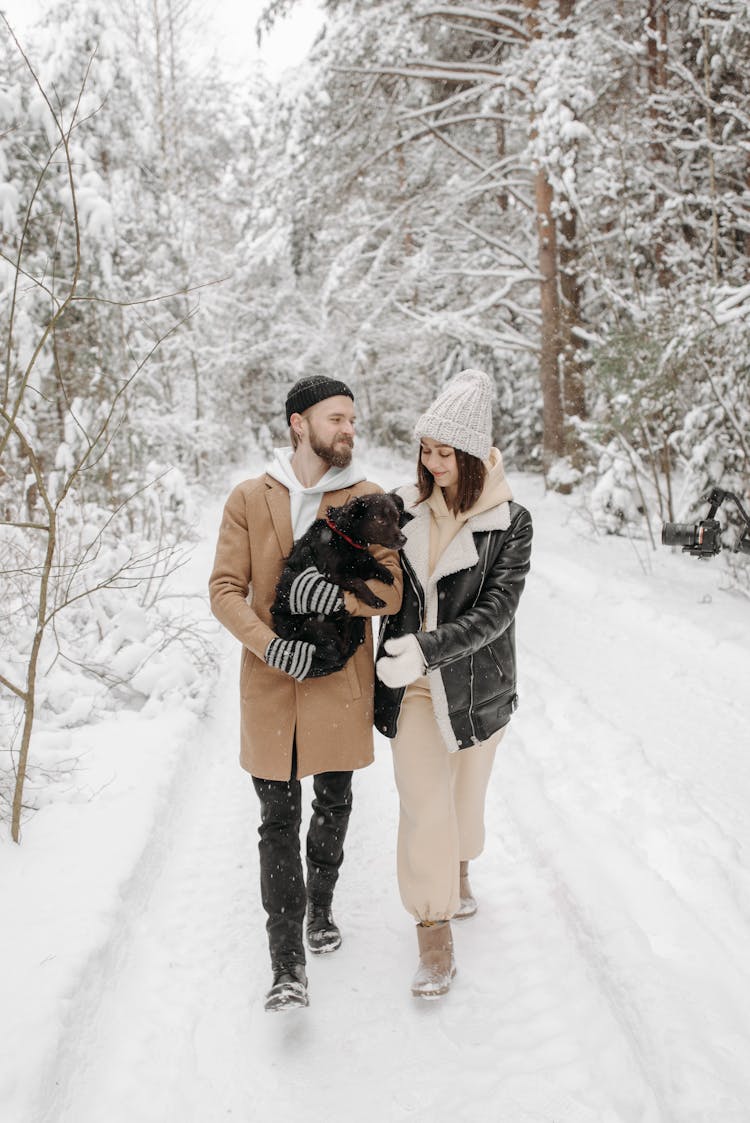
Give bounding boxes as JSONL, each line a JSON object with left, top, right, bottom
{"left": 2, "top": 449, "right": 750, "bottom": 1123}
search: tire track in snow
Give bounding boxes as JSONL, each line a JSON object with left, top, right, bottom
{"left": 526, "top": 545, "right": 750, "bottom": 846}
{"left": 41, "top": 664, "right": 259, "bottom": 1123}
{"left": 499, "top": 529, "right": 750, "bottom": 1122}
{"left": 498, "top": 725, "right": 750, "bottom": 1123}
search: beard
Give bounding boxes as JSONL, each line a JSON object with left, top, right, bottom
{"left": 308, "top": 424, "right": 353, "bottom": 468}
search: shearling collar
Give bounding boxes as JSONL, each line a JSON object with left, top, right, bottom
{"left": 396, "top": 478, "right": 511, "bottom": 597}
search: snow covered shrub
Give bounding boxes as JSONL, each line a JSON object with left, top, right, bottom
{"left": 0, "top": 479, "right": 217, "bottom": 831}
{"left": 0, "top": 18, "right": 225, "bottom": 839}
{"left": 666, "top": 285, "right": 750, "bottom": 592}
{"left": 496, "top": 354, "right": 544, "bottom": 472}
{"left": 580, "top": 282, "right": 750, "bottom": 590}
{"left": 581, "top": 321, "right": 682, "bottom": 541}
{"left": 588, "top": 439, "right": 652, "bottom": 536}
{"left": 669, "top": 287, "right": 750, "bottom": 501}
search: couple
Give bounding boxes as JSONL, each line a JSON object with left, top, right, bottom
{"left": 208, "top": 370, "right": 533, "bottom": 1011}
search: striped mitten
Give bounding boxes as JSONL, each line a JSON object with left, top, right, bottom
{"left": 264, "top": 637, "right": 316, "bottom": 680}
{"left": 288, "top": 566, "right": 344, "bottom": 615}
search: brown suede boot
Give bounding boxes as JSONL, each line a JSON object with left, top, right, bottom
{"left": 411, "top": 921, "right": 456, "bottom": 999}
{"left": 454, "top": 860, "right": 477, "bottom": 919}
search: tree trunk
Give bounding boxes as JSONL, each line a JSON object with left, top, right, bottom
{"left": 526, "top": 0, "right": 566, "bottom": 476}
{"left": 746, "top": 160, "right": 750, "bottom": 266}
{"left": 559, "top": 207, "right": 586, "bottom": 429}
{"left": 397, "top": 144, "right": 414, "bottom": 254}
{"left": 12, "top": 513, "right": 55, "bottom": 842}
{"left": 645, "top": 0, "right": 670, "bottom": 286}
{"left": 557, "top": 0, "right": 585, "bottom": 461}
{"left": 151, "top": 0, "right": 168, "bottom": 162}
{"left": 702, "top": 20, "right": 720, "bottom": 282}
{"left": 534, "top": 167, "right": 565, "bottom": 474}
{"left": 495, "top": 121, "right": 508, "bottom": 212}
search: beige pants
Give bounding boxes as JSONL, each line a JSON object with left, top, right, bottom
{"left": 390, "top": 677, "right": 504, "bottom": 923}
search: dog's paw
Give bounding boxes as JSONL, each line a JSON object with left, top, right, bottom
{"left": 356, "top": 587, "right": 387, "bottom": 609}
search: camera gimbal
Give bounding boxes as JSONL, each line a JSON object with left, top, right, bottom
{"left": 661, "top": 487, "right": 750, "bottom": 558}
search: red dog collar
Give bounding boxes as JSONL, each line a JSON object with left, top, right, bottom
{"left": 325, "top": 515, "right": 367, "bottom": 551}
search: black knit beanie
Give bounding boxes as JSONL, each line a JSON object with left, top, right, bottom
{"left": 285, "top": 375, "right": 354, "bottom": 424}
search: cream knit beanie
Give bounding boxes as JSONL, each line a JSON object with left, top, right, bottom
{"left": 414, "top": 369, "right": 495, "bottom": 460}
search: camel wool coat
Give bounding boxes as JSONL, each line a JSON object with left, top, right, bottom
{"left": 209, "top": 473, "right": 403, "bottom": 780}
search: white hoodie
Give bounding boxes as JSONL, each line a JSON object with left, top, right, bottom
{"left": 266, "top": 447, "right": 367, "bottom": 541}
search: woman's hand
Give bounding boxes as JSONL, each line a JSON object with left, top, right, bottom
{"left": 376, "top": 635, "right": 425, "bottom": 688}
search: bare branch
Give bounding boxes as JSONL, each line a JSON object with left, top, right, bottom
{"left": 1, "top": 136, "right": 67, "bottom": 414}
{"left": 418, "top": 5, "right": 529, "bottom": 39}
{"left": 70, "top": 275, "right": 231, "bottom": 309}
{"left": 0, "top": 673, "right": 27, "bottom": 701}
{"left": 455, "top": 218, "right": 537, "bottom": 267}
{"left": 55, "top": 309, "right": 197, "bottom": 509}
{"left": 416, "top": 115, "right": 496, "bottom": 173}
{"left": 0, "top": 404, "right": 54, "bottom": 518}
{"left": 53, "top": 471, "right": 176, "bottom": 608}
{"left": 0, "top": 520, "right": 50, "bottom": 531}
{"left": 0, "top": 20, "right": 94, "bottom": 462}
{"left": 338, "top": 60, "right": 505, "bottom": 84}
{"left": 700, "top": 360, "right": 750, "bottom": 464}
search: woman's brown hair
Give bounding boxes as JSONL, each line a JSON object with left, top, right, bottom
{"left": 416, "top": 446, "right": 487, "bottom": 513}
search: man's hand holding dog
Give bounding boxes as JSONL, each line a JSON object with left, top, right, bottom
{"left": 289, "top": 567, "right": 344, "bottom": 616}
{"left": 265, "top": 637, "right": 317, "bottom": 680}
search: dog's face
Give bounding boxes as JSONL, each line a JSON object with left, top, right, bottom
{"left": 331, "top": 493, "right": 407, "bottom": 549}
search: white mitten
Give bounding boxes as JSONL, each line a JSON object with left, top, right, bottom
{"left": 376, "top": 634, "right": 425, "bottom": 689}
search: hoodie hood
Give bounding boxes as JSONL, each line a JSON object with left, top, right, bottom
{"left": 266, "top": 447, "right": 366, "bottom": 540}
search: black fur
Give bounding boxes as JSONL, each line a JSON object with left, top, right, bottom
{"left": 271, "top": 492, "right": 406, "bottom": 677}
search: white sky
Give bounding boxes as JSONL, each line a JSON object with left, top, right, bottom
{"left": 0, "top": 0, "right": 324, "bottom": 79}
{"left": 203, "top": 0, "right": 324, "bottom": 78}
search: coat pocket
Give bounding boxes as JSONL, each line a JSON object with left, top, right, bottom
{"left": 240, "top": 646, "right": 259, "bottom": 698}
{"left": 345, "top": 655, "right": 362, "bottom": 700}
{"left": 471, "top": 646, "right": 507, "bottom": 708}
{"left": 471, "top": 692, "right": 517, "bottom": 742}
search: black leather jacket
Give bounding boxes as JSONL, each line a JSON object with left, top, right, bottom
{"left": 375, "top": 499, "right": 532, "bottom": 750}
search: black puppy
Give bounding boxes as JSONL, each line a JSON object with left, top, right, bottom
{"left": 271, "top": 492, "right": 406, "bottom": 677}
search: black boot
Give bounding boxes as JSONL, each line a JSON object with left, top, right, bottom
{"left": 306, "top": 904, "right": 342, "bottom": 954}
{"left": 252, "top": 772, "right": 308, "bottom": 994}
{"left": 264, "top": 963, "right": 309, "bottom": 1012}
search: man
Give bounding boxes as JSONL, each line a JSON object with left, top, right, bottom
{"left": 209, "top": 375, "right": 402, "bottom": 1012}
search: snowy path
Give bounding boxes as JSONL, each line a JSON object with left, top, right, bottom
{"left": 39, "top": 657, "right": 650, "bottom": 1123}
{"left": 9, "top": 470, "right": 750, "bottom": 1123}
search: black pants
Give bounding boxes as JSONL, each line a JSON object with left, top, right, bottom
{"left": 252, "top": 767, "right": 353, "bottom": 969}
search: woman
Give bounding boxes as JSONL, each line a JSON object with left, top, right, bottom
{"left": 375, "top": 369, "right": 532, "bottom": 999}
